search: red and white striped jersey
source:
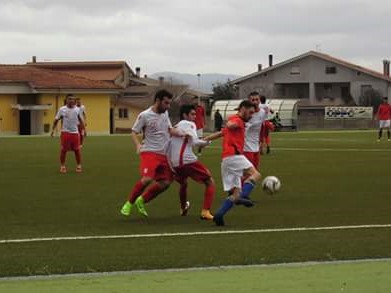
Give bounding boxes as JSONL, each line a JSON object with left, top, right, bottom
{"left": 244, "top": 108, "right": 267, "bottom": 152}
{"left": 167, "top": 120, "right": 209, "bottom": 167}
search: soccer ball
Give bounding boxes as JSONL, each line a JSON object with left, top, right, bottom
{"left": 262, "top": 176, "right": 281, "bottom": 194}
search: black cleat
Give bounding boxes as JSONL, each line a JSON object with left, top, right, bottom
{"left": 235, "top": 197, "right": 255, "bottom": 208}
{"left": 213, "top": 214, "right": 225, "bottom": 226}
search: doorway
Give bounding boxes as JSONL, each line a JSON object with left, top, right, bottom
{"left": 110, "top": 108, "right": 114, "bottom": 134}
{"left": 19, "top": 110, "right": 31, "bottom": 135}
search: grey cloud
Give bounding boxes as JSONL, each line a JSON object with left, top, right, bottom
{"left": 0, "top": 0, "right": 390, "bottom": 74}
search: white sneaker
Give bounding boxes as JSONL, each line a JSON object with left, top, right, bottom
{"left": 180, "top": 201, "right": 191, "bottom": 216}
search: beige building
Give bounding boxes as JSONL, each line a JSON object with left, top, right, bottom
{"left": 0, "top": 65, "right": 119, "bottom": 135}
{"left": 232, "top": 51, "right": 391, "bottom": 106}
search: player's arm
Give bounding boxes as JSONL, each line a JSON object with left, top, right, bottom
{"left": 131, "top": 113, "right": 146, "bottom": 154}
{"left": 203, "top": 131, "right": 223, "bottom": 141}
{"left": 169, "top": 127, "right": 186, "bottom": 137}
{"left": 83, "top": 111, "right": 87, "bottom": 127}
{"left": 226, "top": 119, "right": 240, "bottom": 129}
{"left": 130, "top": 130, "right": 143, "bottom": 154}
{"left": 186, "top": 126, "right": 209, "bottom": 147}
{"left": 50, "top": 118, "right": 60, "bottom": 137}
{"left": 78, "top": 115, "right": 85, "bottom": 132}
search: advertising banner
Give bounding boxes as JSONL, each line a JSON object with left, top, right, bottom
{"left": 325, "top": 107, "right": 373, "bottom": 120}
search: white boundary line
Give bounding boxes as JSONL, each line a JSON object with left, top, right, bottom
{"left": 1, "top": 224, "right": 391, "bottom": 244}
{"left": 1, "top": 257, "right": 391, "bottom": 282}
{"left": 207, "top": 146, "right": 391, "bottom": 152}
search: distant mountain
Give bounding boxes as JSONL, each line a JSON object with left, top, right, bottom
{"left": 150, "top": 72, "right": 241, "bottom": 93}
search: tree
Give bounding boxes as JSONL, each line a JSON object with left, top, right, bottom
{"left": 212, "top": 81, "right": 237, "bottom": 100}
{"left": 359, "top": 88, "right": 382, "bottom": 111}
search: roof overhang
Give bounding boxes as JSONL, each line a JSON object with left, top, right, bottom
{"left": 0, "top": 81, "right": 35, "bottom": 94}
{"left": 11, "top": 104, "right": 53, "bottom": 110}
{"left": 35, "top": 88, "right": 119, "bottom": 94}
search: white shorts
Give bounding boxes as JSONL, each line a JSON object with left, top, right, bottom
{"left": 196, "top": 129, "right": 203, "bottom": 138}
{"left": 221, "top": 155, "right": 254, "bottom": 191}
{"left": 379, "top": 120, "right": 391, "bottom": 128}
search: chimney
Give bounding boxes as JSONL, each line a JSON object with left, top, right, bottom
{"left": 268, "top": 54, "right": 273, "bottom": 67}
{"left": 32, "top": 56, "right": 37, "bottom": 63}
{"left": 135, "top": 67, "right": 141, "bottom": 78}
{"left": 257, "top": 64, "right": 263, "bottom": 72}
{"left": 383, "top": 60, "right": 390, "bottom": 76}
{"left": 159, "top": 76, "right": 164, "bottom": 86}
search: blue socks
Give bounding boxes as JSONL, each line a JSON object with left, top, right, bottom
{"left": 215, "top": 198, "right": 234, "bottom": 217}
{"left": 241, "top": 181, "right": 255, "bottom": 198}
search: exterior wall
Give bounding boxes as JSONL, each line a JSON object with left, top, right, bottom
{"left": 350, "top": 78, "right": 389, "bottom": 104}
{"left": 78, "top": 94, "right": 110, "bottom": 135}
{"left": 38, "top": 93, "right": 111, "bottom": 135}
{"left": 0, "top": 94, "right": 18, "bottom": 135}
{"left": 112, "top": 103, "right": 143, "bottom": 132}
{"left": 236, "top": 55, "right": 391, "bottom": 106}
{"left": 38, "top": 94, "right": 60, "bottom": 134}
{"left": 238, "top": 72, "right": 275, "bottom": 99}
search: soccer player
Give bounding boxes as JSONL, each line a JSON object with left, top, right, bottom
{"left": 167, "top": 104, "right": 216, "bottom": 220}
{"left": 193, "top": 96, "right": 206, "bottom": 155}
{"left": 259, "top": 95, "right": 273, "bottom": 114}
{"left": 51, "top": 94, "right": 85, "bottom": 173}
{"left": 376, "top": 97, "right": 391, "bottom": 141}
{"left": 213, "top": 100, "right": 262, "bottom": 226}
{"left": 120, "top": 89, "right": 182, "bottom": 217}
{"left": 244, "top": 92, "right": 267, "bottom": 169}
{"left": 193, "top": 96, "right": 206, "bottom": 138}
{"left": 75, "top": 97, "right": 87, "bottom": 147}
{"left": 260, "top": 120, "right": 275, "bottom": 155}
{"left": 258, "top": 95, "right": 274, "bottom": 154}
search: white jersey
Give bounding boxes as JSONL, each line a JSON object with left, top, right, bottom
{"left": 55, "top": 106, "right": 81, "bottom": 134}
{"left": 244, "top": 108, "right": 267, "bottom": 152}
{"left": 167, "top": 120, "right": 209, "bottom": 167}
{"left": 132, "top": 107, "right": 172, "bottom": 155}
{"left": 260, "top": 103, "right": 273, "bottom": 117}
{"left": 77, "top": 105, "right": 86, "bottom": 117}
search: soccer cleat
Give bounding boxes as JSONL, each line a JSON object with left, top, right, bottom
{"left": 135, "top": 196, "right": 148, "bottom": 217}
{"left": 377, "top": 139, "right": 381, "bottom": 142}
{"left": 266, "top": 146, "right": 271, "bottom": 154}
{"left": 60, "top": 166, "right": 67, "bottom": 173}
{"left": 120, "top": 201, "right": 133, "bottom": 216}
{"left": 235, "top": 197, "right": 255, "bottom": 207}
{"left": 180, "top": 201, "right": 191, "bottom": 216}
{"left": 200, "top": 209, "right": 214, "bottom": 220}
{"left": 75, "top": 165, "right": 82, "bottom": 173}
{"left": 213, "top": 214, "right": 225, "bottom": 226}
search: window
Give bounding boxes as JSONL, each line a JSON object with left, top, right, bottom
{"left": 325, "top": 66, "right": 337, "bottom": 74}
{"left": 324, "top": 84, "right": 332, "bottom": 90}
{"left": 118, "top": 108, "right": 129, "bottom": 119}
{"left": 290, "top": 66, "right": 300, "bottom": 75}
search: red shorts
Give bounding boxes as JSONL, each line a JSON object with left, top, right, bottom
{"left": 243, "top": 151, "right": 259, "bottom": 169}
{"left": 61, "top": 132, "right": 80, "bottom": 151}
{"left": 140, "top": 152, "right": 173, "bottom": 181}
{"left": 174, "top": 161, "right": 212, "bottom": 184}
{"left": 260, "top": 135, "right": 271, "bottom": 145}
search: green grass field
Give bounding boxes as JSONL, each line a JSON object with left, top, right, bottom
{"left": 1, "top": 260, "right": 391, "bottom": 293}
{"left": 1, "top": 131, "right": 391, "bottom": 288}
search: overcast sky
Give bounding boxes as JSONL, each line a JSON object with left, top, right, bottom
{"left": 1, "top": 0, "right": 390, "bottom": 76}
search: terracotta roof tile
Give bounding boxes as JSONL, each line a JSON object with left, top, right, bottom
{"left": 0, "top": 65, "right": 120, "bottom": 90}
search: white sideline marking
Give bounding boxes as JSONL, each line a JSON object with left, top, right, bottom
{"left": 208, "top": 146, "right": 391, "bottom": 152}
{"left": 273, "top": 147, "right": 391, "bottom": 152}
{"left": 1, "top": 258, "right": 391, "bottom": 281}
{"left": 1, "top": 224, "right": 391, "bottom": 244}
